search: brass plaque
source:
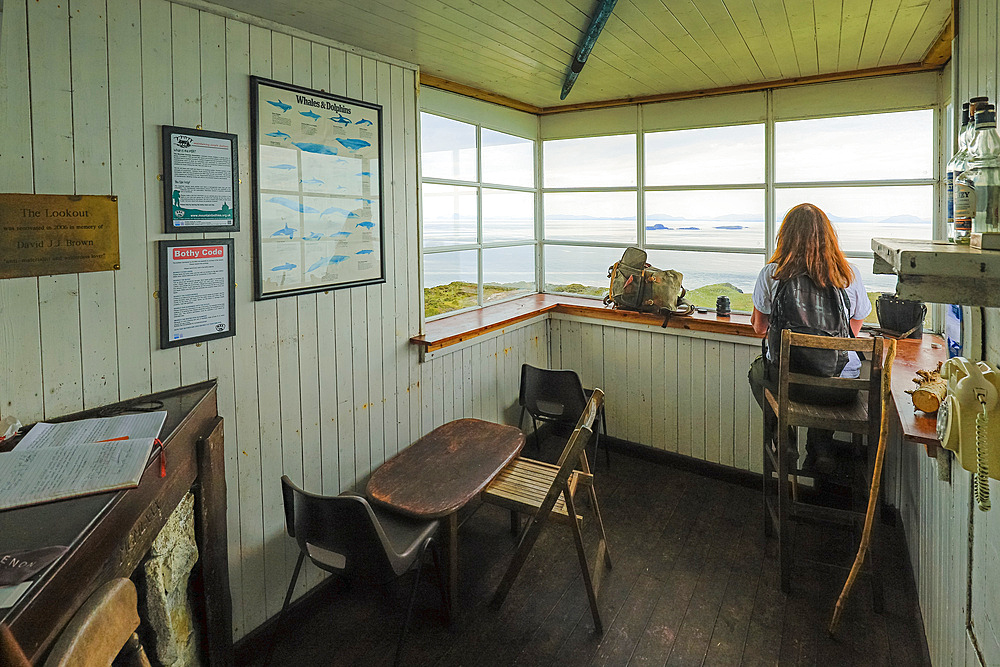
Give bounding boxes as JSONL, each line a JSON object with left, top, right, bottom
{"left": 0, "top": 194, "right": 120, "bottom": 279}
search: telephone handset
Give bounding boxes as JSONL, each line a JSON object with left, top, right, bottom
{"left": 937, "top": 357, "right": 1000, "bottom": 511}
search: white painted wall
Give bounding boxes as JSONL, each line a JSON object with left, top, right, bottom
{"left": 0, "top": 0, "right": 547, "bottom": 641}
{"left": 884, "top": 2, "right": 1000, "bottom": 663}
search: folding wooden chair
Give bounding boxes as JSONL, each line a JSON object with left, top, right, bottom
{"left": 482, "top": 388, "right": 613, "bottom": 633}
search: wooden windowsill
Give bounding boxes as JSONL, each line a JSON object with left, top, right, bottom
{"left": 888, "top": 335, "right": 948, "bottom": 456}
{"left": 410, "top": 294, "right": 760, "bottom": 352}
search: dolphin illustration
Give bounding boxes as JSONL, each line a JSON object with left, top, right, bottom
{"left": 328, "top": 255, "right": 348, "bottom": 264}
{"left": 300, "top": 178, "right": 324, "bottom": 186}
{"left": 355, "top": 221, "right": 374, "bottom": 229}
{"left": 266, "top": 131, "right": 291, "bottom": 140}
{"left": 355, "top": 119, "right": 373, "bottom": 127}
{"left": 300, "top": 110, "right": 321, "bottom": 120}
{"left": 293, "top": 142, "right": 337, "bottom": 155}
{"left": 271, "top": 262, "right": 297, "bottom": 271}
{"left": 268, "top": 196, "right": 318, "bottom": 214}
{"left": 321, "top": 206, "right": 352, "bottom": 217}
{"left": 356, "top": 249, "right": 373, "bottom": 255}
{"left": 303, "top": 231, "right": 323, "bottom": 240}
{"left": 336, "top": 138, "right": 371, "bottom": 151}
{"left": 331, "top": 231, "right": 352, "bottom": 238}
{"left": 267, "top": 99, "right": 291, "bottom": 112}
{"left": 330, "top": 114, "right": 351, "bottom": 126}
{"left": 271, "top": 223, "right": 296, "bottom": 238}
{"left": 268, "top": 164, "right": 296, "bottom": 170}
{"left": 355, "top": 198, "right": 374, "bottom": 205}
{"left": 306, "top": 256, "right": 330, "bottom": 272}
{"left": 357, "top": 171, "right": 371, "bottom": 177}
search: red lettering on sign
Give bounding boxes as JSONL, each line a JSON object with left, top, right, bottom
{"left": 172, "top": 246, "right": 225, "bottom": 260}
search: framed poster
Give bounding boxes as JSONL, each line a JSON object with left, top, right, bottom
{"left": 250, "top": 76, "right": 385, "bottom": 300}
{"left": 162, "top": 126, "right": 239, "bottom": 233}
{"left": 158, "top": 239, "right": 236, "bottom": 349}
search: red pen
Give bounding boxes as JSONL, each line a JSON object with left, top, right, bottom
{"left": 96, "top": 435, "right": 129, "bottom": 442}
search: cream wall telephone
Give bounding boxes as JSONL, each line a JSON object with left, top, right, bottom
{"left": 937, "top": 357, "right": 1000, "bottom": 511}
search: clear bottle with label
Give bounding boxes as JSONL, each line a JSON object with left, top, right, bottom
{"left": 966, "top": 105, "right": 1000, "bottom": 237}
{"left": 955, "top": 97, "right": 992, "bottom": 243}
{"left": 946, "top": 102, "right": 971, "bottom": 241}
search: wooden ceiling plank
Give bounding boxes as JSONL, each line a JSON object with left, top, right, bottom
{"left": 784, "top": 0, "right": 820, "bottom": 77}
{"left": 814, "top": 0, "right": 844, "bottom": 72}
{"left": 857, "top": 0, "right": 902, "bottom": 69}
{"left": 721, "top": 0, "right": 784, "bottom": 80}
{"left": 839, "top": 0, "right": 875, "bottom": 70}
{"left": 672, "top": 0, "right": 764, "bottom": 82}
{"left": 913, "top": 10, "right": 953, "bottom": 65}
{"left": 751, "top": 0, "right": 800, "bottom": 79}
{"left": 879, "top": 0, "right": 934, "bottom": 66}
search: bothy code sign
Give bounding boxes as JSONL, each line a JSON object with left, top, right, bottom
{"left": 158, "top": 239, "right": 236, "bottom": 349}
{"left": 0, "top": 194, "right": 120, "bottom": 279}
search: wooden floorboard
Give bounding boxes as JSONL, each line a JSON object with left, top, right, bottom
{"left": 240, "top": 439, "right": 931, "bottom": 667}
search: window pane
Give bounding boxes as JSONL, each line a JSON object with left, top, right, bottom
{"left": 856, "top": 262, "right": 898, "bottom": 324}
{"left": 644, "top": 250, "right": 764, "bottom": 312}
{"left": 483, "top": 189, "right": 534, "bottom": 242}
{"left": 645, "top": 124, "right": 764, "bottom": 185}
{"left": 543, "top": 135, "right": 637, "bottom": 187}
{"left": 645, "top": 189, "right": 764, "bottom": 248}
{"left": 775, "top": 186, "right": 933, "bottom": 253}
{"left": 543, "top": 245, "right": 621, "bottom": 297}
{"left": 544, "top": 192, "right": 637, "bottom": 243}
{"left": 482, "top": 129, "right": 534, "bottom": 187}
{"left": 422, "top": 183, "right": 478, "bottom": 248}
{"left": 484, "top": 245, "right": 535, "bottom": 302}
{"left": 420, "top": 113, "right": 477, "bottom": 181}
{"left": 776, "top": 110, "right": 934, "bottom": 182}
{"left": 423, "top": 250, "right": 478, "bottom": 318}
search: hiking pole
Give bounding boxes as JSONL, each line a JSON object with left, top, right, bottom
{"left": 829, "top": 337, "right": 897, "bottom": 635}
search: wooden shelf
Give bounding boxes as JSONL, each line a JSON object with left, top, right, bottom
{"left": 872, "top": 237, "right": 1000, "bottom": 307}
{"left": 888, "top": 335, "right": 948, "bottom": 456}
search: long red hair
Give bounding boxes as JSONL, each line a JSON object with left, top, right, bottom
{"left": 769, "top": 203, "right": 853, "bottom": 288}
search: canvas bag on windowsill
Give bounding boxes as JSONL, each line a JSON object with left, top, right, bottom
{"left": 605, "top": 247, "right": 693, "bottom": 327}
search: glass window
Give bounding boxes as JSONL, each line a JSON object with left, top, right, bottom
{"left": 645, "top": 189, "right": 764, "bottom": 248}
{"left": 482, "top": 129, "right": 534, "bottom": 187}
{"left": 775, "top": 186, "right": 933, "bottom": 253}
{"left": 420, "top": 113, "right": 477, "bottom": 181}
{"left": 484, "top": 246, "right": 535, "bottom": 302}
{"left": 422, "top": 183, "right": 478, "bottom": 248}
{"left": 775, "top": 110, "right": 934, "bottom": 182}
{"left": 543, "top": 135, "right": 637, "bottom": 188}
{"left": 543, "top": 245, "right": 622, "bottom": 296}
{"left": 644, "top": 249, "right": 764, "bottom": 312}
{"left": 483, "top": 189, "right": 534, "bottom": 242}
{"left": 422, "top": 250, "right": 479, "bottom": 317}
{"left": 645, "top": 124, "right": 765, "bottom": 185}
{"left": 544, "top": 191, "right": 637, "bottom": 243}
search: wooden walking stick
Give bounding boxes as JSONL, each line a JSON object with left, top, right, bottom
{"left": 829, "top": 337, "right": 897, "bottom": 635}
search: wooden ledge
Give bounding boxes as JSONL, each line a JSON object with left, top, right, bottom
{"left": 888, "top": 335, "right": 947, "bottom": 456}
{"left": 410, "top": 294, "right": 759, "bottom": 352}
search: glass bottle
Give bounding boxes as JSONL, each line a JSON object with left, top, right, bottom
{"left": 967, "top": 105, "right": 1000, "bottom": 237}
{"left": 955, "top": 98, "right": 991, "bottom": 243}
{"left": 946, "top": 103, "right": 971, "bottom": 241}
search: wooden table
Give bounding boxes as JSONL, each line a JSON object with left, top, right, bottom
{"left": 366, "top": 419, "right": 525, "bottom": 620}
{"left": 888, "top": 335, "right": 948, "bottom": 455}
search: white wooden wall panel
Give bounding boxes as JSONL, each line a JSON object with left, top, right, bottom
{"left": 549, "top": 317, "right": 762, "bottom": 472}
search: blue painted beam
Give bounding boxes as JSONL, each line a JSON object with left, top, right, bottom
{"left": 561, "top": 0, "right": 618, "bottom": 100}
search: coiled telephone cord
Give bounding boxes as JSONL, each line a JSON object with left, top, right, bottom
{"left": 975, "top": 400, "right": 991, "bottom": 512}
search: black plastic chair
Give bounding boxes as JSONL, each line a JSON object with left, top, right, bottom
{"left": 266, "top": 477, "right": 446, "bottom": 666}
{"left": 518, "top": 363, "right": 610, "bottom": 467}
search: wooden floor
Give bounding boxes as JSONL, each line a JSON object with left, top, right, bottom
{"left": 243, "top": 438, "right": 930, "bottom": 666}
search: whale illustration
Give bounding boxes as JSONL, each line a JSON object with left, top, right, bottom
{"left": 268, "top": 196, "right": 318, "bottom": 214}
{"left": 355, "top": 198, "right": 374, "bottom": 205}
{"left": 266, "top": 99, "right": 291, "bottom": 112}
{"left": 266, "top": 131, "right": 291, "bottom": 140}
{"left": 336, "top": 138, "right": 371, "bottom": 151}
{"left": 271, "top": 223, "right": 296, "bottom": 238}
{"left": 355, "top": 221, "right": 374, "bottom": 229}
{"left": 268, "top": 164, "right": 296, "bottom": 170}
{"left": 300, "top": 110, "right": 321, "bottom": 120}
{"left": 357, "top": 171, "right": 371, "bottom": 177}
{"left": 271, "top": 262, "right": 297, "bottom": 271}
{"left": 321, "top": 206, "right": 352, "bottom": 217}
{"left": 331, "top": 231, "right": 352, "bottom": 238}
{"left": 328, "top": 255, "right": 348, "bottom": 264}
{"left": 356, "top": 249, "right": 373, "bottom": 255}
{"left": 300, "top": 178, "right": 324, "bottom": 186}
{"left": 303, "top": 231, "right": 323, "bottom": 240}
{"left": 355, "top": 119, "right": 373, "bottom": 127}
{"left": 330, "top": 114, "right": 351, "bottom": 126}
{"left": 293, "top": 142, "right": 337, "bottom": 155}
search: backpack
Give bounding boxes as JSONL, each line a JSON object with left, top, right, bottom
{"left": 765, "top": 274, "right": 852, "bottom": 378}
{"left": 605, "top": 247, "right": 693, "bottom": 327}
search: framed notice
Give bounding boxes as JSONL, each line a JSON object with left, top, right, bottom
{"left": 162, "top": 126, "right": 239, "bottom": 233}
{"left": 250, "top": 76, "right": 385, "bottom": 300}
{"left": 158, "top": 239, "right": 236, "bottom": 349}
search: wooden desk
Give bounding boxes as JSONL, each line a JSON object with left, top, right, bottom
{"left": 0, "top": 382, "right": 232, "bottom": 665}
{"left": 366, "top": 419, "right": 525, "bottom": 620}
{"left": 888, "top": 336, "right": 948, "bottom": 455}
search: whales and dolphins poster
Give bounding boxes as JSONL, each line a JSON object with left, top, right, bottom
{"left": 250, "top": 77, "right": 385, "bottom": 299}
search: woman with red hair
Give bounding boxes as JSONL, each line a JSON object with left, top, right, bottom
{"left": 748, "top": 203, "right": 871, "bottom": 473}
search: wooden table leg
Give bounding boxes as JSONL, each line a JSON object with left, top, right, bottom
{"left": 445, "top": 512, "right": 459, "bottom": 623}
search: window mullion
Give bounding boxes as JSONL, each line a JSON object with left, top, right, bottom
{"left": 637, "top": 105, "right": 645, "bottom": 249}
{"left": 765, "top": 89, "right": 776, "bottom": 262}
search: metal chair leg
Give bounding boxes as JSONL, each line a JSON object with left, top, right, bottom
{"left": 263, "top": 551, "right": 305, "bottom": 667}
{"left": 396, "top": 539, "right": 430, "bottom": 667}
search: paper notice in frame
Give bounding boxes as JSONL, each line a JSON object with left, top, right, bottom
{"left": 158, "top": 239, "right": 236, "bottom": 348}
{"left": 162, "top": 126, "right": 239, "bottom": 233}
